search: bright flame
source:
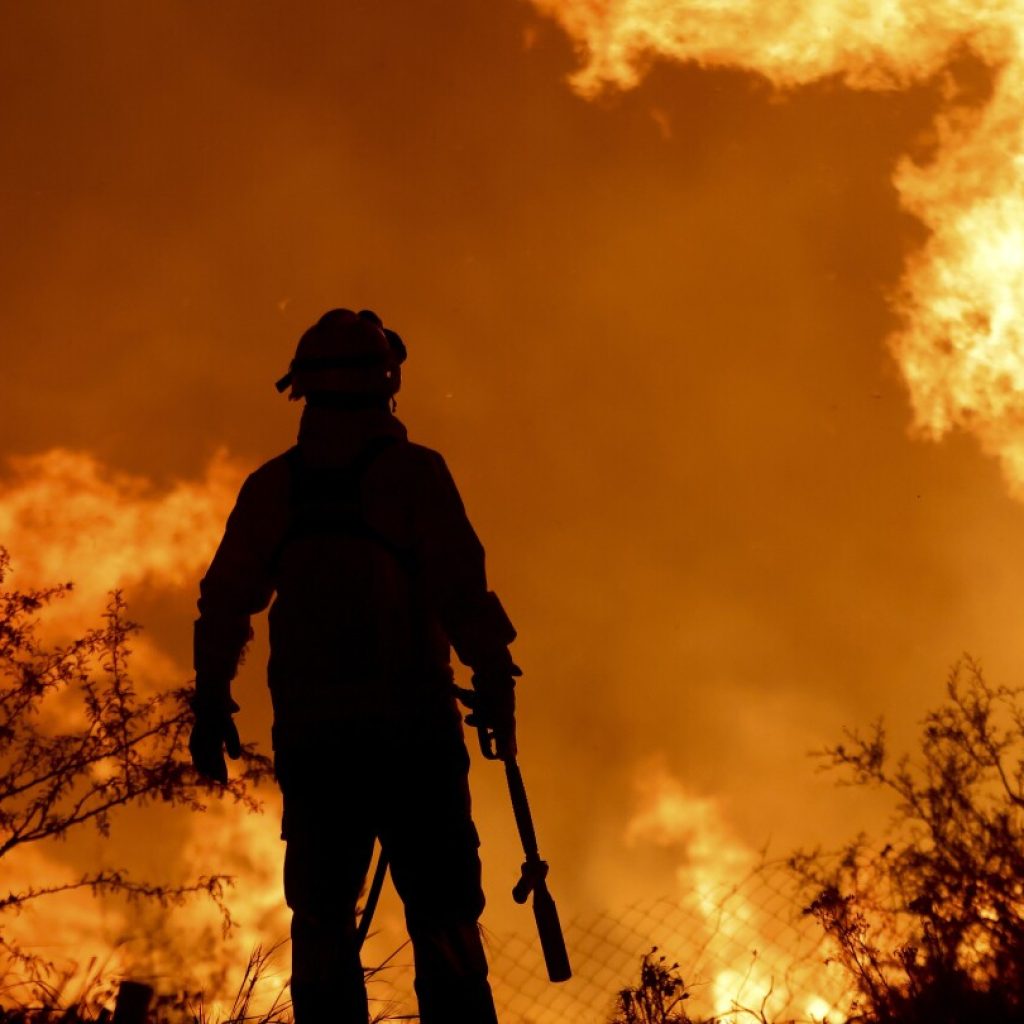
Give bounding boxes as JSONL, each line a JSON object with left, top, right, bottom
{"left": 808, "top": 994, "right": 839, "bottom": 1022}
{"left": 626, "top": 759, "right": 848, "bottom": 1020}
{"left": 626, "top": 757, "right": 754, "bottom": 897}
{"left": 531, "top": 0, "right": 1024, "bottom": 498}
{"left": 0, "top": 447, "right": 244, "bottom": 689}
{"left": 0, "top": 448, "right": 244, "bottom": 609}
{"left": 0, "top": 449, "right": 283, "bottom": 1005}
{"left": 2, "top": 800, "right": 291, "bottom": 1010}
{"left": 1, "top": 844, "right": 132, "bottom": 974}
{"left": 170, "top": 796, "right": 290, "bottom": 1010}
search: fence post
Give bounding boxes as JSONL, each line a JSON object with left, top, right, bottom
{"left": 112, "top": 980, "right": 153, "bottom": 1024}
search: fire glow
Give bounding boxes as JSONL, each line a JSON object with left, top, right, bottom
{"left": 531, "top": 0, "right": 1024, "bottom": 498}
{"left": 0, "top": 448, "right": 243, "bottom": 613}
{"left": 625, "top": 761, "right": 849, "bottom": 1020}
{"left": 0, "top": 449, "right": 285, "bottom": 1001}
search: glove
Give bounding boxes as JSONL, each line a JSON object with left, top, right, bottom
{"left": 456, "top": 665, "right": 521, "bottom": 761}
{"left": 189, "top": 692, "right": 242, "bottom": 785}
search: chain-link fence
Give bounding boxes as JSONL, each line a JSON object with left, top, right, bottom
{"left": 366, "top": 862, "right": 855, "bottom": 1023}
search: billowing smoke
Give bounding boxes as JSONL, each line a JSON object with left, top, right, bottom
{"left": 531, "top": 0, "right": 1024, "bottom": 497}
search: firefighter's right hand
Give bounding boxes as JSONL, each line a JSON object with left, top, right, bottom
{"left": 189, "top": 699, "right": 242, "bottom": 785}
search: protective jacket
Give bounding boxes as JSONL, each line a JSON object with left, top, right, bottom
{"left": 194, "top": 403, "right": 517, "bottom": 740}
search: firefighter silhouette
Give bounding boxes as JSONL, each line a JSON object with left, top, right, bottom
{"left": 190, "top": 309, "right": 519, "bottom": 1023}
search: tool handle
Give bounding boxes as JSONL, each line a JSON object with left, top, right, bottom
{"left": 503, "top": 757, "right": 572, "bottom": 982}
{"left": 505, "top": 758, "right": 540, "bottom": 859}
{"left": 534, "top": 884, "right": 572, "bottom": 982}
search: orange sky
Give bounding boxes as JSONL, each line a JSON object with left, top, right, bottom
{"left": 3, "top": 0, "right": 1024, "bottom": 1011}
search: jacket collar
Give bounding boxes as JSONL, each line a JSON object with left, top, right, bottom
{"left": 297, "top": 404, "right": 407, "bottom": 465}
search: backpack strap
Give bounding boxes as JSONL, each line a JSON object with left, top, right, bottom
{"left": 272, "top": 436, "right": 415, "bottom": 574}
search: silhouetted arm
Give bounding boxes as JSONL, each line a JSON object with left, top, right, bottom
{"left": 413, "top": 451, "right": 517, "bottom": 674}
{"left": 194, "top": 466, "right": 284, "bottom": 708}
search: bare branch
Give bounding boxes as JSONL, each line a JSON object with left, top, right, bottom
{"left": 0, "top": 549, "right": 273, "bottom": 981}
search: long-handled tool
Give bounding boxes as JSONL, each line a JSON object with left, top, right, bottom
{"left": 503, "top": 756, "right": 572, "bottom": 982}
{"left": 357, "top": 756, "right": 572, "bottom": 984}
{"left": 472, "top": 712, "right": 572, "bottom": 984}
{"left": 362, "top": 691, "right": 572, "bottom": 983}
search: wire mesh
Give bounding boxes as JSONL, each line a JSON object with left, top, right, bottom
{"left": 365, "top": 862, "right": 855, "bottom": 1023}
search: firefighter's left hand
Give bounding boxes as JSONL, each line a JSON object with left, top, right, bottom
{"left": 456, "top": 673, "right": 518, "bottom": 760}
{"left": 189, "top": 699, "right": 242, "bottom": 784}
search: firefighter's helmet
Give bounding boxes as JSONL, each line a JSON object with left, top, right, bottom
{"left": 275, "top": 309, "right": 407, "bottom": 400}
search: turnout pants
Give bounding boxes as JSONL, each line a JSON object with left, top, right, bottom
{"left": 274, "top": 713, "right": 498, "bottom": 1024}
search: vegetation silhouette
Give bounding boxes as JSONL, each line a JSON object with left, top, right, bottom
{"left": 608, "top": 947, "right": 790, "bottom": 1024}
{"left": 609, "top": 949, "right": 696, "bottom": 1024}
{"left": 0, "top": 549, "right": 272, "bottom": 999}
{"left": 610, "top": 659, "right": 1024, "bottom": 1024}
{"left": 0, "top": 942, "right": 409, "bottom": 1023}
{"left": 791, "top": 656, "right": 1024, "bottom": 1024}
